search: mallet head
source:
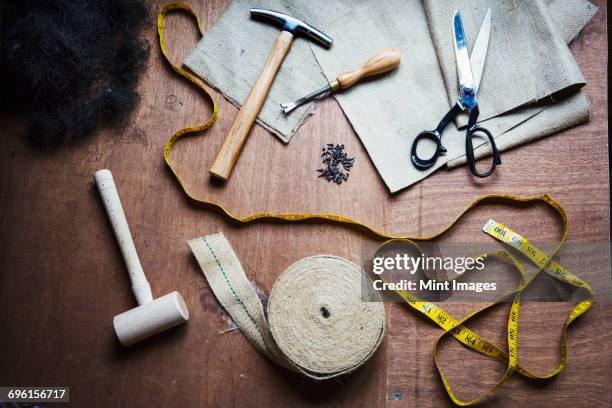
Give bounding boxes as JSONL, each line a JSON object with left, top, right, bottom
{"left": 250, "top": 8, "right": 333, "bottom": 48}
{"left": 113, "top": 291, "right": 189, "bottom": 346}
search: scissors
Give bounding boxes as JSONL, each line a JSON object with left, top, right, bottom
{"left": 411, "top": 8, "right": 501, "bottom": 178}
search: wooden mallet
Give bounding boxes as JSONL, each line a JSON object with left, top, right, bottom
{"left": 209, "top": 8, "right": 333, "bottom": 181}
{"left": 95, "top": 169, "right": 189, "bottom": 346}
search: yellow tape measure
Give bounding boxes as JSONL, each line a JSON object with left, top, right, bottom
{"left": 157, "top": 4, "right": 593, "bottom": 405}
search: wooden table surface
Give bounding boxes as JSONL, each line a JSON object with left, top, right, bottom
{"left": 0, "top": 1, "right": 609, "bottom": 407}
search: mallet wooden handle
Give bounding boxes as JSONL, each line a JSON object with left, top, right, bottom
{"left": 210, "top": 31, "right": 294, "bottom": 181}
{"left": 95, "top": 169, "right": 153, "bottom": 306}
{"left": 330, "top": 48, "right": 401, "bottom": 91}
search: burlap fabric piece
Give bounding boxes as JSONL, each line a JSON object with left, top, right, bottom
{"left": 188, "top": 232, "right": 385, "bottom": 379}
{"left": 184, "top": 0, "right": 354, "bottom": 142}
{"left": 309, "top": 0, "right": 450, "bottom": 192}
{"left": 424, "top": 0, "right": 595, "bottom": 126}
{"left": 424, "top": 0, "right": 597, "bottom": 167}
{"left": 447, "top": 90, "right": 591, "bottom": 167}
{"left": 184, "top": 0, "right": 595, "bottom": 192}
{"left": 310, "top": 0, "right": 595, "bottom": 191}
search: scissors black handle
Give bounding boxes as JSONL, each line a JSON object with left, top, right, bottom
{"left": 411, "top": 104, "right": 462, "bottom": 169}
{"left": 411, "top": 104, "right": 501, "bottom": 177}
{"left": 410, "top": 130, "right": 445, "bottom": 169}
{"left": 465, "top": 106, "right": 501, "bottom": 178}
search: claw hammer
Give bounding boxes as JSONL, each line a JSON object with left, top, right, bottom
{"left": 209, "top": 8, "right": 333, "bottom": 181}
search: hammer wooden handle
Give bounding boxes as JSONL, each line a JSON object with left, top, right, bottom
{"left": 210, "top": 31, "right": 294, "bottom": 181}
{"left": 331, "top": 48, "right": 401, "bottom": 91}
{"left": 95, "top": 169, "right": 153, "bottom": 306}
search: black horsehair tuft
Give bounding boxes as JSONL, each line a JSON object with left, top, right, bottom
{"left": 0, "top": 0, "right": 150, "bottom": 147}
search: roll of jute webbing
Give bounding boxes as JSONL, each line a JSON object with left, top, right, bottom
{"left": 188, "top": 233, "right": 385, "bottom": 380}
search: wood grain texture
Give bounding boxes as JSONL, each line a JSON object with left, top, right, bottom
{"left": 210, "top": 30, "right": 294, "bottom": 180}
{"left": 0, "top": 1, "right": 608, "bottom": 407}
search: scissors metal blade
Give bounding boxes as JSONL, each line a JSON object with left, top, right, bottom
{"left": 470, "top": 7, "right": 491, "bottom": 94}
{"left": 453, "top": 10, "right": 476, "bottom": 108}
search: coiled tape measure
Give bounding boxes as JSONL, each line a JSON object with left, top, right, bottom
{"left": 158, "top": 4, "right": 593, "bottom": 405}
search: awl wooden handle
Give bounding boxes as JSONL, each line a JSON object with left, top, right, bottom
{"left": 210, "top": 31, "right": 294, "bottom": 181}
{"left": 332, "top": 48, "right": 401, "bottom": 91}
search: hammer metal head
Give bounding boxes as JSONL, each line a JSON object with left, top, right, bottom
{"left": 250, "top": 8, "right": 333, "bottom": 48}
